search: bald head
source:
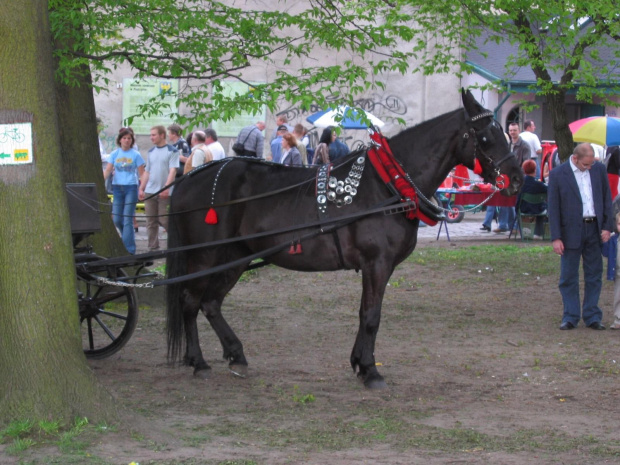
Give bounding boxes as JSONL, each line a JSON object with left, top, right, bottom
{"left": 573, "top": 143, "right": 594, "bottom": 159}
{"left": 191, "top": 131, "right": 206, "bottom": 146}
{"left": 571, "top": 143, "right": 595, "bottom": 171}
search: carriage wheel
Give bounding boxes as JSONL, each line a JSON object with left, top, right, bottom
{"left": 445, "top": 205, "right": 465, "bottom": 223}
{"left": 76, "top": 255, "right": 139, "bottom": 359}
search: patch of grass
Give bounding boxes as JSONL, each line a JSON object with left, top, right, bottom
{"left": 292, "top": 385, "right": 316, "bottom": 404}
{"left": 38, "top": 420, "right": 61, "bottom": 435}
{"left": 388, "top": 276, "right": 407, "bottom": 288}
{"left": 3, "top": 419, "right": 35, "bottom": 438}
{"left": 238, "top": 267, "right": 259, "bottom": 283}
{"left": 407, "top": 245, "right": 558, "bottom": 278}
{"left": 151, "top": 264, "right": 166, "bottom": 275}
{"left": 0, "top": 417, "right": 117, "bottom": 462}
{"left": 6, "top": 437, "right": 35, "bottom": 454}
{"left": 56, "top": 418, "right": 90, "bottom": 454}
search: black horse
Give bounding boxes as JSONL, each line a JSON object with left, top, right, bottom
{"left": 165, "top": 90, "right": 523, "bottom": 388}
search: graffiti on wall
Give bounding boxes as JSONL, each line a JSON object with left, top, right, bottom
{"left": 278, "top": 94, "right": 409, "bottom": 151}
{"left": 277, "top": 94, "right": 408, "bottom": 124}
{"left": 99, "top": 132, "right": 118, "bottom": 155}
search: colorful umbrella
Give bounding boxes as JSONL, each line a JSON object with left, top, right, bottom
{"left": 306, "top": 106, "right": 384, "bottom": 129}
{"left": 569, "top": 116, "right": 620, "bottom": 147}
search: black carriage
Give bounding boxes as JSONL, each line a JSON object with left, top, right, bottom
{"left": 67, "top": 183, "right": 154, "bottom": 359}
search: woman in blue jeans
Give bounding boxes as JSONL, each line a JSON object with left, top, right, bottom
{"left": 104, "top": 128, "right": 145, "bottom": 254}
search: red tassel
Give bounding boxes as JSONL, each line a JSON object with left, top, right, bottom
{"left": 289, "top": 244, "right": 296, "bottom": 254}
{"left": 295, "top": 243, "right": 302, "bottom": 254}
{"left": 473, "top": 159, "right": 483, "bottom": 175}
{"left": 205, "top": 208, "right": 218, "bottom": 224}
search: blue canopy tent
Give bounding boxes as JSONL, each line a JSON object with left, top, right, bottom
{"left": 306, "top": 106, "right": 384, "bottom": 129}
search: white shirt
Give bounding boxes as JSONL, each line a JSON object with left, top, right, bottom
{"left": 206, "top": 141, "right": 226, "bottom": 161}
{"left": 569, "top": 157, "right": 596, "bottom": 218}
{"left": 519, "top": 131, "right": 542, "bottom": 160}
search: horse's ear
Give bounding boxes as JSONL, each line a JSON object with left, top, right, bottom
{"left": 461, "top": 88, "right": 483, "bottom": 119}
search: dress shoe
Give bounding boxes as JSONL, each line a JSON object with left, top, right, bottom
{"left": 493, "top": 228, "right": 508, "bottom": 233}
{"left": 587, "top": 321, "right": 606, "bottom": 330}
{"left": 480, "top": 225, "right": 491, "bottom": 232}
{"left": 559, "top": 321, "right": 575, "bottom": 330}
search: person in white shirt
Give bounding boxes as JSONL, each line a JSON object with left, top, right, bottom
{"left": 203, "top": 128, "right": 226, "bottom": 161}
{"left": 519, "top": 120, "right": 542, "bottom": 178}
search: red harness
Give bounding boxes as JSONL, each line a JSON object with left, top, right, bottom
{"left": 367, "top": 131, "right": 438, "bottom": 226}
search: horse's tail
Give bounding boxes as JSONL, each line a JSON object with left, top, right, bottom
{"left": 165, "top": 208, "right": 186, "bottom": 363}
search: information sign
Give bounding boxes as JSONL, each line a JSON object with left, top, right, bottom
{"left": 0, "top": 123, "right": 33, "bottom": 165}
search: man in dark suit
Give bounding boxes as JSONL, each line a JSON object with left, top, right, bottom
{"left": 548, "top": 143, "right": 613, "bottom": 330}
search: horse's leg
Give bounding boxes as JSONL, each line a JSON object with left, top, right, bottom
{"left": 350, "top": 261, "right": 392, "bottom": 389}
{"left": 200, "top": 267, "right": 249, "bottom": 377}
{"left": 202, "top": 298, "right": 249, "bottom": 377}
{"left": 181, "top": 288, "right": 212, "bottom": 379}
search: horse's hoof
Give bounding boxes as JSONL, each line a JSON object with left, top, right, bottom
{"left": 364, "top": 376, "right": 388, "bottom": 390}
{"left": 229, "top": 364, "right": 248, "bottom": 378}
{"left": 193, "top": 367, "right": 211, "bottom": 379}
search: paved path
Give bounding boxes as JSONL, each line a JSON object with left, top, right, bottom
{"left": 417, "top": 210, "right": 525, "bottom": 243}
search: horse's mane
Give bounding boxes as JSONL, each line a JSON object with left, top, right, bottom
{"left": 389, "top": 107, "right": 464, "bottom": 145}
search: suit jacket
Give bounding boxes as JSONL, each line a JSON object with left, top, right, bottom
{"left": 548, "top": 159, "right": 613, "bottom": 248}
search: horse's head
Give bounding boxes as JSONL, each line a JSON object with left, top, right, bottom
{"left": 458, "top": 90, "right": 523, "bottom": 196}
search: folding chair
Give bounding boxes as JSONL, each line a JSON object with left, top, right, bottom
{"left": 512, "top": 192, "right": 548, "bottom": 241}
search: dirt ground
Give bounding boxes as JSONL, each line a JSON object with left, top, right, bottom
{"left": 5, "top": 226, "right": 620, "bottom": 464}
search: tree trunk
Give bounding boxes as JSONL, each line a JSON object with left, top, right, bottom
{"left": 546, "top": 89, "right": 574, "bottom": 162}
{"left": 53, "top": 25, "right": 126, "bottom": 259}
{"left": 0, "top": 0, "right": 115, "bottom": 423}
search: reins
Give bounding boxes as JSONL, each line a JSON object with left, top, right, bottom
{"left": 66, "top": 156, "right": 365, "bottom": 220}
{"left": 77, "top": 195, "right": 403, "bottom": 272}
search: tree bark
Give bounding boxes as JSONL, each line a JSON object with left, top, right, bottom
{"left": 0, "top": 0, "right": 115, "bottom": 423}
{"left": 53, "top": 24, "right": 126, "bottom": 258}
{"left": 546, "top": 89, "right": 574, "bottom": 162}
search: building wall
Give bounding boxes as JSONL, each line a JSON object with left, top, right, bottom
{"left": 93, "top": 2, "right": 462, "bottom": 158}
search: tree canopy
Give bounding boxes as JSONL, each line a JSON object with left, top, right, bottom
{"left": 50, "top": 0, "right": 619, "bottom": 156}
{"left": 50, "top": 0, "right": 423, "bottom": 128}
{"left": 399, "top": 0, "right": 620, "bottom": 157}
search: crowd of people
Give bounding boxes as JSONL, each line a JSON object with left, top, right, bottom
{"left": 100, "top": 116, "right": 352, "bottom": 255}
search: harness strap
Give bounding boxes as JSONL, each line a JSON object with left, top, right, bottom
{"left": 367, "top": 132, "right": 438, "bottom": 226}
{"left": 331, "top": 230, "right": 346, "bottom": 269}
{"left": 315, "top": 163, "right": 331, "bottom": 220}
{"left": 81, "top": 195, "right": 403, "bottom": 269}
{"left": 154, "top": 196, "right": 400, "bottom": 286}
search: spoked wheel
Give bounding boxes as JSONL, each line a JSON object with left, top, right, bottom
{"left": 445, "top": 204, "right": 465, "bottom": 223}
{"left": 76, "top": 254, "right": 139, "bottom": 359}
